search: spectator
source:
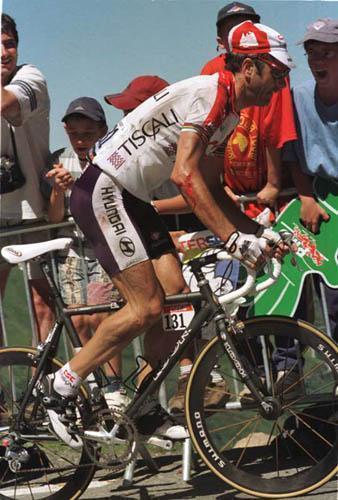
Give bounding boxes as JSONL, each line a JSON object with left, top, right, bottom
{"left": 201, "top": 2, "right": 297, "bottom": 220}
{"left": 1, "top": 13, "right": 53, "bottom": 344}
{"left": 284, "top": 18, "right": 337, "bottom": 341}
{"left": 44, "top": 97, "right": 129, "bottom": 409}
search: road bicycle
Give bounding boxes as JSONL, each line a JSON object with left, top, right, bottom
{"left": 0, "top": 235, "right": 337, "bottom": 499}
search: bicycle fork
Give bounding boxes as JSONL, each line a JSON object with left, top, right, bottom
{"left": 215, "top": 313, "right": 280, "bottom": 418}
{"left": 191, "top": 258, "right": 278, "bottom": 420}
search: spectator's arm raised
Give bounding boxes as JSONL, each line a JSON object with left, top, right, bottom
{"left": 45, "top": 163, "right": 74, "bottom": 223}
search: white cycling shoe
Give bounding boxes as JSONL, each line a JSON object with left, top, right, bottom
{"left": 104, "top": 387, "right": 132, "bottom": 412}
{"left": 42, "top": 375, "right": 83, "bottom": 449}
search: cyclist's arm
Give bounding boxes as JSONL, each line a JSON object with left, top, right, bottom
{"left": 171, "top": 131, "right": 260, "bottom": 241}
{"left": 152, "top": 194, "right": 191, "bottom": 214}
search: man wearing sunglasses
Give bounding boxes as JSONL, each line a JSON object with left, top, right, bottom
{"left": 42, "top": 21, "right": 295, "bottom": 446}
{"left": 201, "top": 2, "right": 297, "bottom": 222}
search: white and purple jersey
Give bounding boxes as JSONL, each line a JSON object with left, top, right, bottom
{"left": 92, "top": 72, "right": 239, "bottom": 202}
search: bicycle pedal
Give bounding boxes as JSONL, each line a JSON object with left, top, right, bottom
{"left": 146, "top": 435, "right": 173, "bottom": 450}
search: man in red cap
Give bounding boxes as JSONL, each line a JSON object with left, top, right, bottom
{"left": 201, "top": 2, "right": 297, "bottom": 220}
{"left": 41, "top": 21, "right": 293, "bottom": 445}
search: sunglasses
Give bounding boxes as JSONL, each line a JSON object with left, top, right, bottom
{"left": 257, "top": 55, "right": 290, "bottom": 80}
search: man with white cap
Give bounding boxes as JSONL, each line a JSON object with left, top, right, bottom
{"left": 41, "top": 21, "right": 294, "bottom": 444}
{"left": 283, "top": 18, "right": 338, "bottom": 341}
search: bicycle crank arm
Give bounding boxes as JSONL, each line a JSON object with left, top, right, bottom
{"left": 146, "top": 436, "right": 173, "bottom": 450}
{"left": 84, "top": 427, "right": 125, "bottom": 445}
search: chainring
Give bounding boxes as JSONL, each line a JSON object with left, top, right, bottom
{"left": 82, "top": 407, "right": 139, "bottom": 470}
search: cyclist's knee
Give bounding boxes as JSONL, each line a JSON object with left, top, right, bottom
{"left": 132, "top": 294, "right": 164, "bottom": 331}
{"left": 162, "top": 274, "right": 188, "bottom": 295}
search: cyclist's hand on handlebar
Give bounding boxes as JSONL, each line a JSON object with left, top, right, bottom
{"left": 224, "top": 231, "right": 266, "bottom": 269}
{"left": 256, "top": 227, "right": 290, "bottom": 260}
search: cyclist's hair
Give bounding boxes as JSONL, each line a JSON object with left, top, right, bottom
{"left": 1, "top": 13, "right": 19, "bottom": 45}
{"left": 226, "top": 53, "right": 265, "bottom": 75}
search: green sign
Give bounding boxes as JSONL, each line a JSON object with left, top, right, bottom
{"left": 247, "top": 177, "right": 338, "bottom": 318}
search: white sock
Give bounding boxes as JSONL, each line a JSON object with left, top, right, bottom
{"left": 53, "top": 362, "right": 82, "bottom": 398}
{"left": 179, "top": 364, "right": 192, "bottom": 378}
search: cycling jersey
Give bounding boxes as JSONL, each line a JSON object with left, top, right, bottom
{"left": 92, "top": 72, "right": 239, "bottom": 202}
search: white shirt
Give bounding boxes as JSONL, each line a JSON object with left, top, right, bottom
{"left": 1, "top": 64, "right": 50, "bottom": 221}
{"left": 93, "top": 72, "right": 239, "bottom": 202}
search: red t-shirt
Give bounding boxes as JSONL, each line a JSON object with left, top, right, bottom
{"left": 201, "top": 54, "right": 297, "bottom": 217}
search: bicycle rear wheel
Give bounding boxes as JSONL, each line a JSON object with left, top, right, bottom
{"left": 185, "top": 316, "right": 338, "bottom": 498}
{"left": 0, "top": 347, "right": 96, "bottom": 499}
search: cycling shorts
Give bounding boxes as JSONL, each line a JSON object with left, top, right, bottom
{"left": 70, "top": 163, "right": 175, "bottom": 277}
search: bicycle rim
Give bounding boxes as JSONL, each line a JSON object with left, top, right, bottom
{"left": 0, "top": 347, "right": 96, "bottom": 500}
{"left": 185, "top": 316, "right": 338, "bottom": 498}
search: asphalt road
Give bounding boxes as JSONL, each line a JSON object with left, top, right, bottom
{"left": 82, "top": 452, "right": 337, "bottom": 500}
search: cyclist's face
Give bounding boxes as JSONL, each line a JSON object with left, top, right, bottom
{"left": 305, "top": 41, "right": 338, "bottom": 92}
{"left": 246, "top": 59, "right": 286, "bottom": 107}
{"left": 1, "top": 32, "right": 18, "bottom": 85}
{"left": 64, "top": 115, "right": 106, "bottom": 160}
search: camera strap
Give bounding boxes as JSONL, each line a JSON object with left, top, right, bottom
{"left": 9, "top": 126, "right": 20, "bottom": 166}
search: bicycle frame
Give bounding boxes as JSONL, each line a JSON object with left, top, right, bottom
{"left": 14, "top": 250, "right": 272, "bottom": 431}
{"left": 124, "top": 253, "right": 270, "bottom": 420}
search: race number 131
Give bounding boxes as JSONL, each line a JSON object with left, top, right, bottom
{"left": 162, "top": 304, "right": 194, "bottom": 332}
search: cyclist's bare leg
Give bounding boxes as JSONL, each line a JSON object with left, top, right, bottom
{"left": 70, "top": 311, "right": 121, "bottom": 377}
{"left": 69, "top": 259, "right": 165, "bottom": 379}
{"left": 141, "top": 251, "right": 194, "bottom": 381}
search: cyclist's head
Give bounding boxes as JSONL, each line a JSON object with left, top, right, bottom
{"left": 226, "top": 21, "right": 294, "bottom": 107}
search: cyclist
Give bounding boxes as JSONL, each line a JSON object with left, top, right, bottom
{"left": 43, "top": 21, "right": 293, "bottom": 444}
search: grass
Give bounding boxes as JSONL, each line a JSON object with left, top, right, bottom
{"left": 2, "top": 267, "right": 33, "bottom": 347}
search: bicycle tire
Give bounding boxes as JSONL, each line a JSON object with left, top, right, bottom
{"left": 185, "top": 316, "right": 338, "bottom": 498}
{"left": 0, "top": 347, "right": 96, "bottom": 500}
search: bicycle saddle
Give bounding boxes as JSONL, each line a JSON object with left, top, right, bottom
{"left": 1, "top": 238, "right": 73, "bottom": 264}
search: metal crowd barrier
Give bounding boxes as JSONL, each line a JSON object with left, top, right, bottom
{"left": 0, "top": 219, "right": 153, "bottom": 398}
{"left": 0, "top": 197, "right": 332, "bottom": 388}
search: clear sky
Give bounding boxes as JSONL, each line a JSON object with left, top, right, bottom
{"left": 3, "top": 0, "right": 338, "bottom": 151}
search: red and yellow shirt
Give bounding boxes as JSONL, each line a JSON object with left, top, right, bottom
{"left": 201, "top": 54, "right": 297, "bottom": 199}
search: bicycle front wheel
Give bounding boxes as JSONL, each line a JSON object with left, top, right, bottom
{"left": 0, "top": 347, "right": 96, "bottom": 500}
{"left": 185, "top": 316, "right": 338, "bottom": 498}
